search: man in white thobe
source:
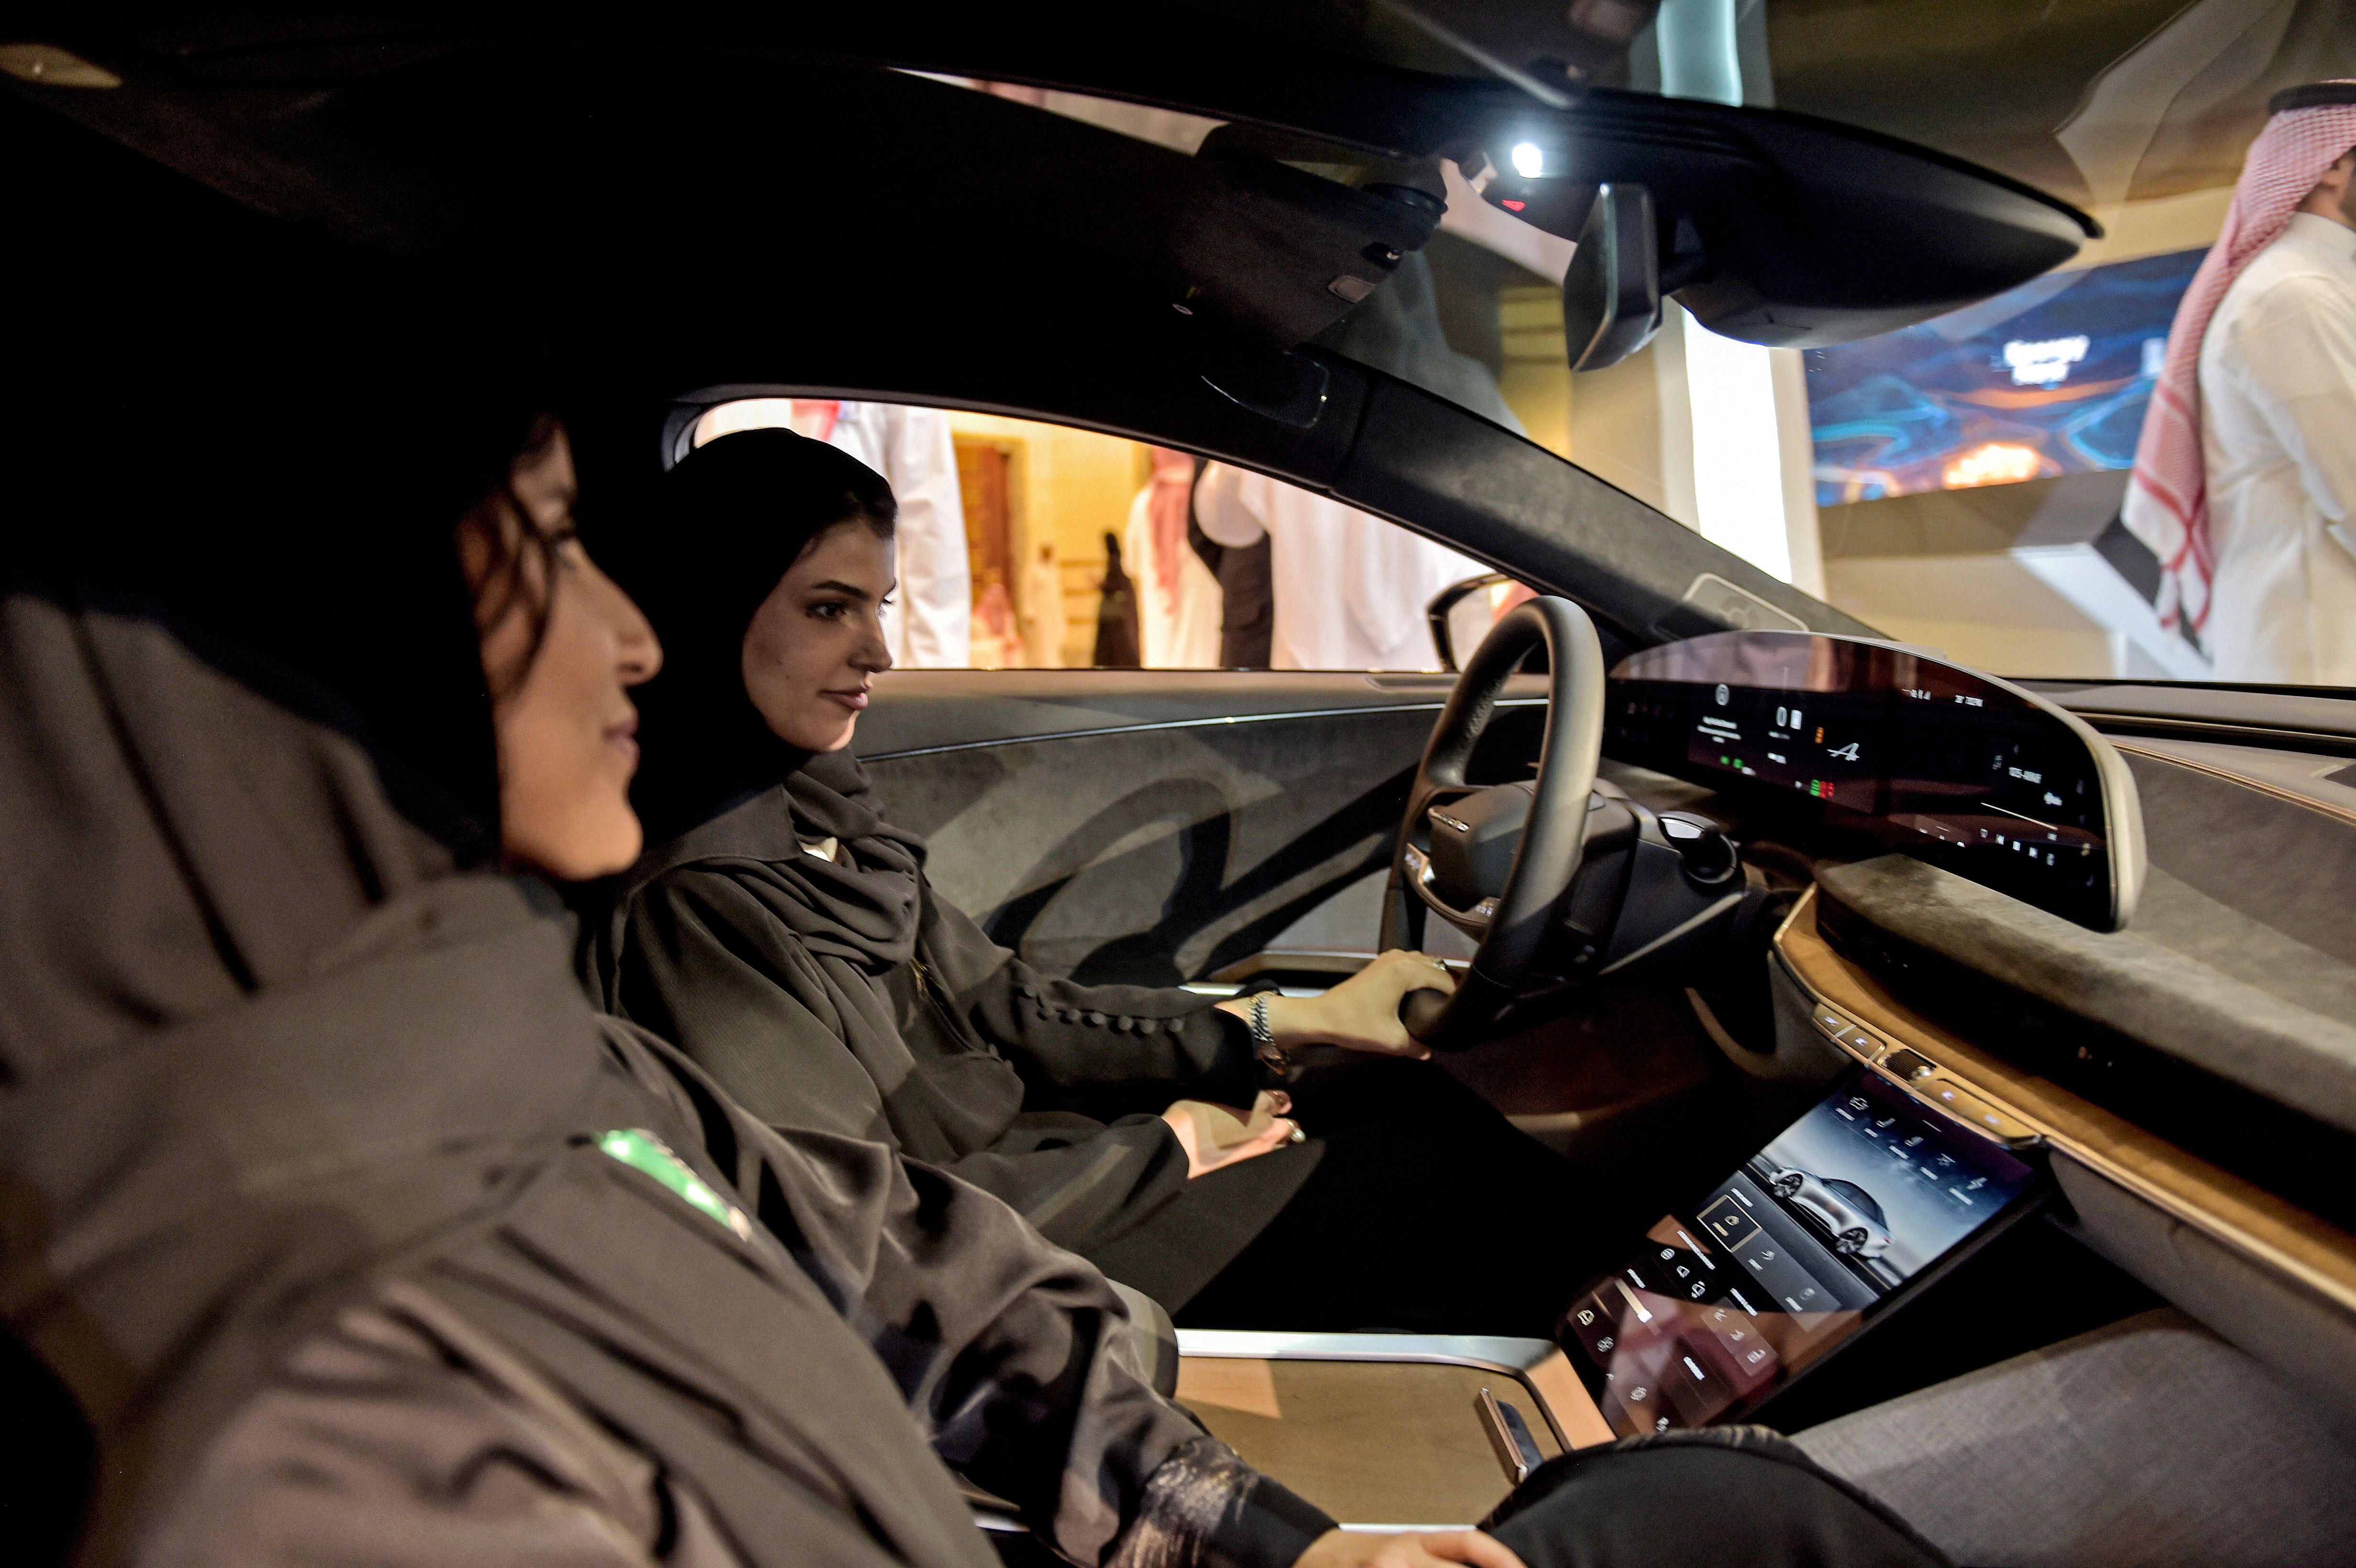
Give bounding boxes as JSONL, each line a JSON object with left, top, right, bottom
{"left": 2199, "top": 195, "right": 2356, "bottom": 684}
{"left": 2127, "top": 82, "right": 2356, "bottom": 685}
{"left": 1124, "top": 448, "right": 1223, "bottom": 668}
{"left": 1194, "top": 462, "right": 1484, "bottom": 671}
{"left": 693, "top": 398, "right": 972, "bottom": 668}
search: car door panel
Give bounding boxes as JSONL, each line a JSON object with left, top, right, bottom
{"left": 856, "top": 671, "right": 1504, "bottom": 982}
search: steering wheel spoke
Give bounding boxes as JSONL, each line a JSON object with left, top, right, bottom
{"left": 1402, "top": 830, "right": 1500, "bottom": 936}
{"left": 1380, "top": 597, "right": 1609, "bottom": 1052}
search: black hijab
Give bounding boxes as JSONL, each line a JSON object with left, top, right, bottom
{"left": 612, "top": 428, "right": 899, "bottom": 845}
{"left": 5, "top": 276, "right": 535, "bottom": 870}
{"left": 0, "top": 247, "right": 611, "bottom": 1557}
{"left": 594, "top": 429, "right": 969, "bottom": 1146}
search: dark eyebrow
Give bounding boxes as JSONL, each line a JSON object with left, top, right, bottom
{"left": 807, "top": 579, "right": 875, "bottom": 599}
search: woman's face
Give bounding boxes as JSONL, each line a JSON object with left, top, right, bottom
{"left": 460, "top": 424, "right": 664, "bottom": 880}
{"left": 741, "top": 521, "right": 896, "bottom": 753}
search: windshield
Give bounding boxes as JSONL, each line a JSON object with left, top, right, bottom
{"left": 1693, "top": 1, "right": 2355, "bottom": 686}
{"left": 961, "top": 6, "right": 2356, "bottom": 687}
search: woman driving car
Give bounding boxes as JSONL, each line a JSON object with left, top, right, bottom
{"left": 590, "top": 429, "right": 1594, "bottom": 1335}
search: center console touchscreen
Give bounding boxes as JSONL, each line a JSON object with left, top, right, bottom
{"left": 1564, "top": 1067, "right": 2041, "bottom": 1436}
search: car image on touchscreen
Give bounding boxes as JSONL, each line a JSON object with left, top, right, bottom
{"left": 1564, "top": 1070, "right": 2038, "bottom": 1437}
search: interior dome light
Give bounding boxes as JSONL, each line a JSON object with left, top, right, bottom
{"left": 1510, "top": 142, "right": 1545, "bottom": 179}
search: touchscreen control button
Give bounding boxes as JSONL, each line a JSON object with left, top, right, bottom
{"left": 1611, "top": 1378, "right": 1660, "bottom": 1426}
{"left": 1694, "top": 1305, "right": 1780, "bottom": 1393}
{"left": 1919, "top": 1077, "right": 2037, "bottom": 1145}
{"left": 1738, "top": 1242, "right": 1836, "bottom": 1315}
{"left": 1567, "top": 1293, "right": 1619, "bottom": 1359}
{"left": 1649, "top": 1241, "right": 1713, "bottom": 1301}
{"left": 1698, "top": 1194, "right": 1761, "bottom": 1251}
{"left": 1606, "top": 1278, "right": 1672, "bottom": 1346}
{"left": 1834, "top": 1023, "right": 1886, "bottom": 1061}
{"left": 1602, "top": 1338, "right": 1681, "bottom": 1433}
{"left": 1660, "top": 1348, "right": 1730, "bottom": 1425}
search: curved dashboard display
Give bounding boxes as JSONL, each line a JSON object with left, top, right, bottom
{"left": 1607, "top": 632, "right": 2143, "bottom": 930}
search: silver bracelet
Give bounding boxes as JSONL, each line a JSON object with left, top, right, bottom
{"left": 1248, "top": 991, "right": 1287, "bottom": 1071}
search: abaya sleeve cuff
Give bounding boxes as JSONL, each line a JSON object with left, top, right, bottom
{"left": 1111, "top": 1436, "right": 1336, "bottom": 1568}
{"left": 1196, "top": 1007, "right": 1269, "bottom": 1104}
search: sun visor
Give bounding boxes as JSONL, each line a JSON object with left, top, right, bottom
{"left": 1168, "top": 126, "right": 1446, "bottom": 348}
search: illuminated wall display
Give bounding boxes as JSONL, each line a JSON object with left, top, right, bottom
{"left": 1804, "top": 247, "right": 2204, "bottom": 506}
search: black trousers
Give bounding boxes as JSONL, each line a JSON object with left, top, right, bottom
{"left": 1084, "top": 1057, "right": 1593, "bottom": 1338}
{"left": 1485, "top": 1429, "right": 1951, "bottom": 1568}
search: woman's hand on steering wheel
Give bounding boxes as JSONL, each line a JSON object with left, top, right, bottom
{"left": 1219, "top": 950, "right": 1456, "bottom": 1062}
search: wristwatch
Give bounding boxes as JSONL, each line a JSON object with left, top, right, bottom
{"left": 1247, "top": 991, "right": 1290, "bottom": 1074}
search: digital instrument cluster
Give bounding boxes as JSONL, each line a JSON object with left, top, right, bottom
{"left": 1606, "top": 632, "right": 2130, "bottom": 929}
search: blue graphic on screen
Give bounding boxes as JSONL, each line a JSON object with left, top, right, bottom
{"left": 1805, "top": 247, "right": 2205, "bottom": 506}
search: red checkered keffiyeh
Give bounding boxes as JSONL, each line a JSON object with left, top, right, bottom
{"left": 2124, "top": 87, "right": 2356, "bottom": 635}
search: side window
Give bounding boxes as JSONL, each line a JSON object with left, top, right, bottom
{"left": 687, "top": 398, "right": 1508, "bottom": 672}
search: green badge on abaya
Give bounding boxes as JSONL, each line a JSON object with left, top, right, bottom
{"left": 597, "top": 1128, "right": 754, "bottom": 1241}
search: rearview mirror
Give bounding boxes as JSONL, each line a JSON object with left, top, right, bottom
{"left": 1428, "top": 573, "right": 1517, "bottom": 671}
{"left": 1561, "top": 183, "right": 1663, "bottom": 371}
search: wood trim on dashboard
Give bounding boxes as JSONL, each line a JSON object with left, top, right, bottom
{"left": 1774, "top": 886, "right": 2356, "bottom": 1320}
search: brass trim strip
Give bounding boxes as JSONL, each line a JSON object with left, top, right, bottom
{"left": 1773, "top": 887, "right": 2356, "bottom": 1320}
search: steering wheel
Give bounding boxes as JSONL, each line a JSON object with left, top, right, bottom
{"left": 1380, "top": 596, "right": 1608, "bottom": 1053}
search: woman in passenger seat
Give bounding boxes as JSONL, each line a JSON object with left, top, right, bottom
{"left": 590, "top": 429, "right": 1595, "bottom": 1337}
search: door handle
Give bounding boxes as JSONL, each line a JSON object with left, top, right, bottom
{"left": 1476, "top": 1387, "right": 1544, "bottom": 1485}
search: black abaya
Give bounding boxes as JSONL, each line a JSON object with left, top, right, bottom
{"left": 600, "top": 756, "right": 1592, "bottom": 1336}
{"left": 597, "top": 766, "right": 1311, "bottom": 1268}
{"left": 1094, "top": 530, "right": 1142, "bottom": 668}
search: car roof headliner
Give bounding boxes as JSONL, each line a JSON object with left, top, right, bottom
{"left": 8, "top": 13, "right": 1909, "bottom": 647}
